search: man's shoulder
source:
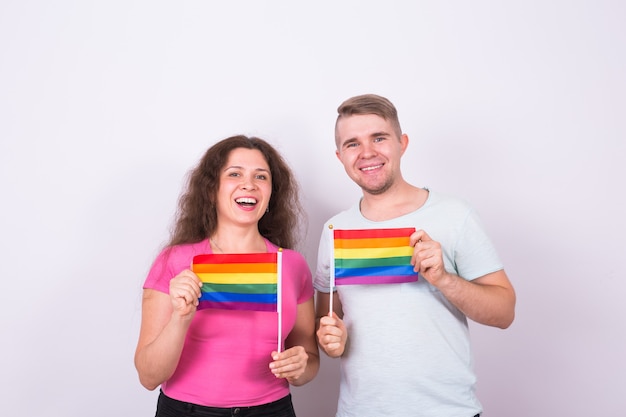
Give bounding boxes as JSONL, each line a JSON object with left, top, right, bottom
{"left": 324, "top": 202, "right": 361, "bottom": 226}
{"left": 425, "top": 189, "right": 474, "bottom": 213}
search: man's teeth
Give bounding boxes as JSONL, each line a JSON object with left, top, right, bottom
{"left": 361, "top": 165, "right": 382, "bottom": 172}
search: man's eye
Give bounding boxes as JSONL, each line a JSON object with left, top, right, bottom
{"left": 374, "top": 137, "right": 385, "bottom": 143}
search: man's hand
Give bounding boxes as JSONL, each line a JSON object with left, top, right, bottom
{"left": 410, "top": 229, "right": 455, "bottom": 289}
{"left": 317, "top": 313, "right": 347, "bottom": 358}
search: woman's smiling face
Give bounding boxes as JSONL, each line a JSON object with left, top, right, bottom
{"left": 216, "top": 147, "right": 272, "bottom": 228}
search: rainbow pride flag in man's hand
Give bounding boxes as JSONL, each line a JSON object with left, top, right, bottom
{"left": 192, "top": 253, "right": 279, "bottom": 311}
{"left": 333, "top": 228, "right": 419, "bottom": 286}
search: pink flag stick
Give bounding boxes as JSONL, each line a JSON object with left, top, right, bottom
{"left": 329, "top": 225, "right": 335, "bottom": 317}
{"left": 277, "top": 248, "right": 283, "bottom": 353}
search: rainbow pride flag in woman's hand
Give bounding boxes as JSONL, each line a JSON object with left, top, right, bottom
{"left": 192, "top": 253, "right": 279, "bottom": 311}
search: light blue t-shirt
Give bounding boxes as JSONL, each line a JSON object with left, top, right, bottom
{"left": 314, "top": 190, "right": 503, "bottom": 417}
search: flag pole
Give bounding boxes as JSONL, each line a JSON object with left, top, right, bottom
{"left": 328, "top": 225, "right": 335, "bottom": 317}
{"left": 277, "top": 248, "right": 283, "bottom": 353}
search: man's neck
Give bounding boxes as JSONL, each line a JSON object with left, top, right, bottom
{"left": 359, "top": 182, "right": 428, "bottom": 222}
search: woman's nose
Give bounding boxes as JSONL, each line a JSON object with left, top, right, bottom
{"left": 240, "top": 176, "right": 256, "bottom": 190}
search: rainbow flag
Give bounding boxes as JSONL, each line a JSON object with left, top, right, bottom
{"left": 333, "top": 228, "right": 418, "bottom": 285}
{"left": 192, "top": 253, "right": 279, "bottom": 312}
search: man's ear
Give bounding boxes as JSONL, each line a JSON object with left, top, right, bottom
{"left": 400, "top": 134, "right": 409, "bottom": 155}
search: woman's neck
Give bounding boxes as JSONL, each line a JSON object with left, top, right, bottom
{"left": 209, "top": 228, "right": 267, "bottom": 254}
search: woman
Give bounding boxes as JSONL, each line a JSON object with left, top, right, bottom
{"left": 135, "top": 135, "right": 319, "bottom": 417}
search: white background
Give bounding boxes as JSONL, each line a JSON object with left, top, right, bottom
{"left": 1, "top": 1, "right": 625, "bottom": 416}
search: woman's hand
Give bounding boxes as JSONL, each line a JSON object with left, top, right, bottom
{"left": 269, "top": 346, "right": 309, "bottom": 384}
{"left": 169, "top": 269, "right": 203, "bottom": 320}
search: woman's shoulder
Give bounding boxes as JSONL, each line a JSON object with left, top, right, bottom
{"left": 281, "top": 247, "right": 308, "bottom": 263}
{"left": 155, "top": 240, "right": 210, "bottom": 265}
{"left": 265, "top": 240, "right": 309, "bottom": 266}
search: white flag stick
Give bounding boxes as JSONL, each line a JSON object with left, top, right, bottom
{"left": 277, "top": 248, "right": 283, "bottom": 353}
{"left": 329, "top": 225, "right": 335, "bottom": 317}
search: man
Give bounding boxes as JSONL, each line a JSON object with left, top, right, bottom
{"left": 314, "top": 94, "right": 516, "bottom": 417}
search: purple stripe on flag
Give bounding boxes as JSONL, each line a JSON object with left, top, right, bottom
{"left": 335, "top": 274, "right": 419, "bottom": 286}
{"left": 197, "top": 300, "right": 277, "bottom": 312}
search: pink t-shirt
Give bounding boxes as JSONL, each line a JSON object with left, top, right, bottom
{"left": 143, "top": 239, "right": 313, "bottom": 407}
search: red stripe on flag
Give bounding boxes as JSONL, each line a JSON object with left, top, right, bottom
{"left": 193, "top": 253, "right": 277, "bottom": 265}
{"left": 333, "top": 228, "right": 415, "bottom": 239}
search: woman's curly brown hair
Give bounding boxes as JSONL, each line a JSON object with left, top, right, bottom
{"left": 167, "top": 135, "right": 305, "bottom": 250}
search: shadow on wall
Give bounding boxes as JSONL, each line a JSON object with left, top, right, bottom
{"left": 292, "top": 352, "right": 340, "bottom": 417}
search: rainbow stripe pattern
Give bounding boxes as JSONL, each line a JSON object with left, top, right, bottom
{"left": 333, "top": 227, "right": 418, "bottom": 285}
{"left": 192, "top": 253, "right": 278, "bottom": 312}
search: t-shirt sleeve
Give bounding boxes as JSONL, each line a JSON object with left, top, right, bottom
{"left": 286, "top": 250, "right": 314, "bottom": 304}
{"left": 454, "top": 208, "right": 504, "bottom": 281}
{"left": 313, "top": 223, "right": 333, "bottom": 293}
{"left": 143, "top": 246, "right": 188, "bottom": 294}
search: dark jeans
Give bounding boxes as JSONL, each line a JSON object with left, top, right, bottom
{"left": 155, "top": 390, "right": 296, "bottom": 417}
